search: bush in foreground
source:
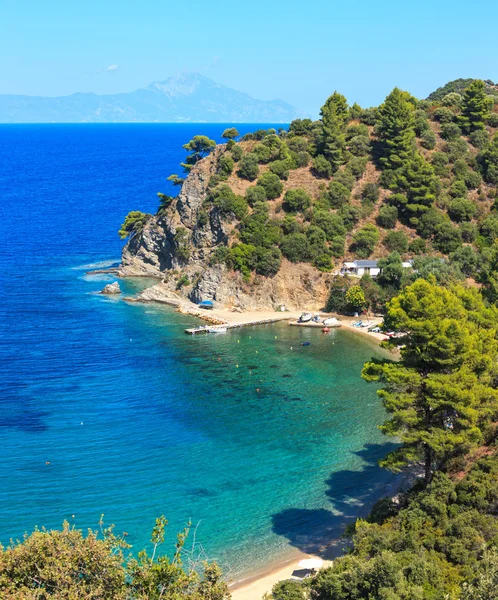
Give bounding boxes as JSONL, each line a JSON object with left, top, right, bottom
{"left": 0, "top": 517, "right": 230, "bottom": 600}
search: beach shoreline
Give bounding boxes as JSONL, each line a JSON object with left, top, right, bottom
{"left": 122, "top": 286, "right": 388, "bottom": 345}
{"left": 229, "top": 464, "right": 416, "bottom": 600}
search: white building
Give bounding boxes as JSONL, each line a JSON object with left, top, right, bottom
{"left": 341, "top": 259, "right": 412, "bottom": 278}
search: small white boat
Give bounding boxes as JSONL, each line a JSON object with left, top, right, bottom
{"left": 323, "top": 317, "right": 340, "bottom": 326}
{"left": 299, "top": 312, "right": 313, "bottom": 323}
{"left": 208, "top": 326, "right": 227, "bottom": 333}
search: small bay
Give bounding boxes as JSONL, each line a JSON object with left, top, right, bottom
{"left": 0, "top": 124, "right": 396, "bottom": 578}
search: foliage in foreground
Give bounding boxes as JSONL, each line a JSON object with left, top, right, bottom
{"left": 0, "top": 516, "right": 229, "bottom": 599}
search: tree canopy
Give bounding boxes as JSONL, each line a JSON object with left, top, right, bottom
{"left": 362, "top": 278, "right": 498, "bottom": 483}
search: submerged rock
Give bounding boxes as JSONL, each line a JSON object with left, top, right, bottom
{"left": 100, "top": 282, "right": 121, "bottom": 295}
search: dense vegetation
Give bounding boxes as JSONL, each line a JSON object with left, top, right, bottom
{"left": 121, "top": 78, "right": 498, "bottom": 306}
{"left": 0, "top": 517, "right": 229, "bottom": 599}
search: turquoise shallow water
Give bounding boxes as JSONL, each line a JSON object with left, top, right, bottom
{"left": 0, "top": 124, "right": 396, "bottom": 578}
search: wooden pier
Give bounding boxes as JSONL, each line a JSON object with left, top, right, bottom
{"left": 185, "top": 316, "right": 292, "bottom": 335}
{"left": 289, "top": 321, "right": 342, "bottom": 328}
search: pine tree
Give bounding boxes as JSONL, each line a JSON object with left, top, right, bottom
{"left": 376, "top": 87, "right": 416, "bottom": 170}
{"left": 362, "top": 279, "right": 498, "bottom": 484}
{"left": 320, "top": 92, "right": 349, "bottom": 173}
{"left": 390, "top": 151, "right": 438, "bottom": 225}
{"left": 458, "top": 80, "right": 491, "bottom": 133}
{"left": 478, "top": 131, "right": 498, "bottom": 184}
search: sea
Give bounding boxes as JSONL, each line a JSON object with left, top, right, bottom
{"left": 0, "top": 124, "right": 397, "bottom": 579}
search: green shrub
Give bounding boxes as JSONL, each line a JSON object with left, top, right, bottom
{"left": 377, "top": 204, "right": 398, "bottom": 228}
{"left": 231, "top": 145, "right": 243, "bottom": 162}
{"left": 280, "top": 215, "right": 303, "bottom": 235}
{"left": 227, "top": 243, "right": 256, "bottom": 279}
{"left": 245, "top": 185, "right": 267, "bottom": 206}
{"left": 314, "top": 253, "right": 333, "bottom": 272}
{"left": 350, "top": 224, "right": 379, "bottom": 258}
{"left": 211, "top": 184, "right": 248, "bottom": 220}
{"left": 311, "top": 154, "right": 333, "bottom": 178}
{"left": 416, "top": 208, "right": 447, "bottom": 238}
{"left": 348, "top": 135, "right": 371, "bottom": 156}
{"left": 313, "top": 211, "right": 346, "bottom": 240}
{"left": 449, "top": 179, "right": 468, "bottom": 198}
{"left": 257, "top": 172, "right": 284, "bottom": 199}
{"left": 176, "top": 274, "right": 190, "bottom": 289}
{"left": 469, "top": 129, "right": 489, "bottom": 149}
{"left": 173, "top": 227, "right": 191, "bottom": 261}
{"left": 441, "top": 92, "right": 462, "bottom": 106}
{"left": 434, "top": 106, "right": 455, "bottom": 123}
{"left": 361, "top": 183, "right": 380, "bottom": 204}
{"left": 383, "top": 230, "right": 408, "bottom": 252}
{"left": 252, "top": 143, "right": 272, "bottom": 163}
{"left": 254, "top": 247, "right": 282, "bottom": 276}
{"left": 421, "top": 129, "right": 437, "bottom": 149}
{"left": 478, "top": 132, "right": 498, "bottom": 184}
{"left": 197, "top": 209, "right": 209, "bottom": 228}
{"left": 280, "top": 233, "right": 310, "bottom": 262}
{"left": 334, "top": 169, "right": 356, "bottom": 190}
{"left": 463, "top": 170, "right": 482, "bottom": 189}
{"left": 443, "top": 139, "right": 469, "bottom": 161}
{"left": 330, "top": 236, "right": 345, "bottom": 257}
{"left": 346, "top": 156, "right": 368, "bottom": 179}
{"left": 359, "top": 107, "right": 378, "bottom": 125}
{"left": 271, "top": 579, "right": 305, "bottom": 600}
{"left": 460, "top": 221, "right": 477, "bottom": 242}
{"left": 346, "top": 123, "right": 369, "bottom": 139}
{"left": 283, "top": 188, "right": 311, "bottom": 212}
{"left": 290, "top": 150, "right": 311, "bottom": 168}
{"left": 269, "top": 159, "right": 291, "bottom": 180}
{"left": 480, "top": 214, "right": 498, "bottom": 243}
{"left": 327, "top": 181, "right": 351, "bottom": 208}
{"left": 237, "top": 153, "right": 259, "bottom": 181}
{"left": 448, "top": 198, "right": 477, "bottom": 222}
{"left": 409, "top": 238, "right": 426, "bottom": 254}
{"left": 239, "top": 202, "right": 282, "bottom": 248}
{"left": 441, "top": 122, "right": 462, "bottom": 141}
{"left": 431, "top": 151, "right": 450, "bottom": 176}
{"left": 339, "top": 204, "right": 361, "bottom": 230}
{"left": 449, "top": 246, "right": 483, "bottom": 277}
{"left": 488, "top": 113, "right": 498, "bottom": 127}
{"left": 433, "top": 222, "right": 463, "bottom": 253}
{"left": 217, "top": 153, "right": 234, "bottom": 178}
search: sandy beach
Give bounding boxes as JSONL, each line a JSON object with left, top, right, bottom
{"left": 229, "top": 463, "right": 415, "bottom": 600}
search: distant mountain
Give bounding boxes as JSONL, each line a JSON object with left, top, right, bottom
{"left": 0, "top": 73, "right": 303, "bottom": 123}
{"left": 427, "top": 78, "right": 498, "bottom": 101}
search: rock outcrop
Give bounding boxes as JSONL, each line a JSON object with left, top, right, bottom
{"left": 100, "top": 282, "right": 121, "bottom": 295}
{"left": 119, "top": 147, "right": 331, "bottom": 311}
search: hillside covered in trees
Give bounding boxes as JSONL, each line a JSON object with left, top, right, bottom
{"left": 120, "top": 78, "right": 498, "bottom": 313}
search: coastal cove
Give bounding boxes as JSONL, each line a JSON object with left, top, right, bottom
{"left": 1, "top": 124, "right": 398, "bottom": 582}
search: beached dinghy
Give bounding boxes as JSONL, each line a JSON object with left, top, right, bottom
{"left": 323, "top": 317, "right": 341, "bottom": 327}
{"left": 298, "top": 312, "right": 313, "bottom": 323}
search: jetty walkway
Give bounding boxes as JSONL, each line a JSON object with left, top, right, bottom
{"left": 185, "top": 315, "right": 292, "bottom": 334}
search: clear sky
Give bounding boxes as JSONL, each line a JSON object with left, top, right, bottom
{"left": 2, "top": 0, "right": 497, "bottom": 116}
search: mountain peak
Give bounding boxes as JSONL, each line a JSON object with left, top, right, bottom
{"left": 147, "top": 72, "right": 219, "bottom": 98}
{"left": 0, "top": 73, "right": 304, "bottom": 123}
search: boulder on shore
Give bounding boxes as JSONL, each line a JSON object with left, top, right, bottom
{"left": 100, "top": 282, "right": 121, "bottom": 295}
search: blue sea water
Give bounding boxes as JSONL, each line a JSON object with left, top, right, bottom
{"left": 0, "top": 124, "right": 396, "bottom": 579}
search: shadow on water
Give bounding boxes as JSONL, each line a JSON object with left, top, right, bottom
{"left": 271, "top": 442, "right": 399, "bottom": 559}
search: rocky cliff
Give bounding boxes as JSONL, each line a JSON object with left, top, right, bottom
{"left": 119, "top": 146, "right": 331, "bottom": 310}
